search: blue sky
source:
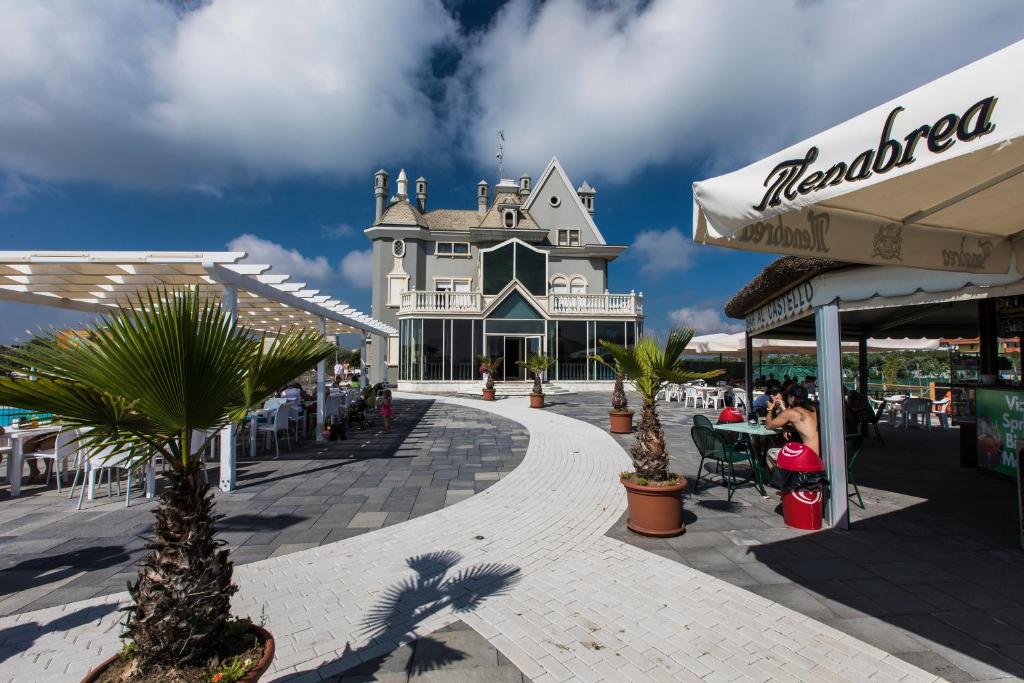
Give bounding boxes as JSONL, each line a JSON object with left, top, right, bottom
{"left": 1, "top": 0, "right": 1023, "bottom": 343}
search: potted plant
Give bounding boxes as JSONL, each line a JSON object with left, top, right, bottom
{"left": 477, "top": 354, "right": 502, "bottom": 400}
{"left": 594, "top": 327, "right": 722, "bottom": 537}
{"left": 0, "top": 290, "right": 333, "bottom": 682}
{"left": 518, "top": 354, "right": 555, "bottom": 408}
{"left": 607, "top": 371, "right": 634, "bottom": 433}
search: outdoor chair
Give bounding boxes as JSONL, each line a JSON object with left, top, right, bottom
{"left": 903, "top": 398, "right": 932, "bottom": 430}
{"left": 256, "top": 403, "right": 292, "bottom": 458}
{"left": 683, "top": 387, "right": 699, "bottom": 409}
{"left": 70, "top": 445, "right": 147, "bottom": 510}
{"left": 705, "top": 389, "right": 726, "bottom": 411}
{"left": 859, "top": 397, "right": 886, "bottom": 445}
{"left": 931, "top": 398, "right": 951, "bottom": 430}
{"left": 691, "top": 425, "right": 756, "bottom": 501}
{"left": 692, "top": 414, "right": 714, "bottom": 430}
{"left": 733, "top": 391, "right": 747, "bottom": 412}
{"left": 24, "top": 427, "right": 81, "bottom": 493}
{"left": 846, "top": 433, "right": 865, "bottom": 509}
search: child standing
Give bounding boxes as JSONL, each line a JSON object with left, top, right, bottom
{"left": 379, "top": 389, "right": 393, "bottom": 432}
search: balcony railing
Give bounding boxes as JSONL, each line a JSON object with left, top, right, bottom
{"left": 548, "top": 292, "right": 642, "bottom": 316}
{"left": 399, "top": 290, "right": 482, "bottom": 313}
{"left": 398, "top": 289, "right": 642, "bottom": 316}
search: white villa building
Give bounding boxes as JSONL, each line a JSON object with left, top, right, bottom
{"left": 365, "top": 158, "right": 642, "bottom": 391}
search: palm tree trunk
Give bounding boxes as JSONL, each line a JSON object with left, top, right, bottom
{"left": 630, "top": 401, "right": 669, "bottom": 481}
{"left": 532, "top": 371, "right": 542, "bottom": 394}
{"left": 611, "top": 373, "right": 628, "bottom": 412}
{"left": 125, "top": 467, "right": 237, "bottom": 669}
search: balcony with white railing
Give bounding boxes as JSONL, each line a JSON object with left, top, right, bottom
{"left": 399, "top": 290, "right": 483, "bottom": 314}
{"left": 547, "top": 292, "right": 642, "bottom": 316}
{"left": 398, "top": 289, "right": 642, "bottom": 317}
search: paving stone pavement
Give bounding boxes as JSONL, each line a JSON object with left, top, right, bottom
{"left": 545, "top": 392, "right": 1024, "bottom": 682}
{"left": 0, "top": 393, "right": 939, "bottom": 682}
{"left": 0, "top": 398, "right": 526, "bottom": 617}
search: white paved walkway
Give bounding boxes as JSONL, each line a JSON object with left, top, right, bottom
{"left": 0, "top": 394, "right": 939, "bottom": 682}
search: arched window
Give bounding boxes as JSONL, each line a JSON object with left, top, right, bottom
{"left": 570, "top": 276, "right": 587, "bottom": 294}
{"left": 550, "top": 275, "right": 568, "bottom": 294}
{"left": 503, "top": 209, "right": 517, "bottom": 228}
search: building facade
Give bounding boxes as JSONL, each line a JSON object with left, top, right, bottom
{"left": 365, "top": 158, "right": 642, "bottom": 391}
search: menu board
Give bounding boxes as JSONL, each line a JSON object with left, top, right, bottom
{"left": 976, "top": 388, "right": 1023, "bottom": 477}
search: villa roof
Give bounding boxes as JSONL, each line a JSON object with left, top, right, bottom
{"left": 723, "top": 256, "right": 851, "bottom": 319}
{"left": 377, "top": 194, "right": 540, "bottom": 231}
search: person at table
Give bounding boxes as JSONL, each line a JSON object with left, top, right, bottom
{"left": 766, "top": 385, "right": 820, "bottom": 467}
{"left": 803, "top": 375, "right": 817, "bottom": 394}
{"left": 753, "top": 385, "right": 782, "bottom": 417}
{"left": 279, "top": 382, "right": 311, "bottom": 401}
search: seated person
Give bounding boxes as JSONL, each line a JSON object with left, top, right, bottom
{"left": 766, "top": 385, "right": 819, "bottom": 469}
{"left": 279, "top": 383, "right": 302, "bottom": 401}
{"left": 803, "top": 375, "right": 817, "bottom": 394}
{"left": 753, "top": 385, "right": 782, "bottom": 417}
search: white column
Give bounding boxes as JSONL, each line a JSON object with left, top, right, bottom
{"left": 316, "top": 316, "right": 327, "bottom": 436}
{"left": 815, "top": 301, "right": 849, "bottom": 529}
{"left": 361, "top": 335, "right": 370, "bottom": 389}
{"left": 219, "top": 284, "right": 238, "bottom": 493}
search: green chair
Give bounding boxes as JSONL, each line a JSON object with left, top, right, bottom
{"left": 692, "top": 414, "right": 714, "bottom": 430}
{"left": 691, "top": 425, "right": 757, "bottom": 501}
{"left": 845, "top": 433, "right": 865, "bottom": 509}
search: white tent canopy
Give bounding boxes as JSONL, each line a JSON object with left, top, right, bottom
{"left": 693, "top": 38, "right": 1024, "bottom": 274}
{"left": 687, "top": 332, "right": 939, "bottom": 357}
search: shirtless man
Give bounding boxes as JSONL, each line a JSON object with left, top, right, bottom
{"left": 766, "top": 385, "right": 820, "bottom": 466}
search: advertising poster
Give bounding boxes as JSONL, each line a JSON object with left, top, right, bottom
{"left": 976, "top": 388, "right": 1024, "bottom": 477}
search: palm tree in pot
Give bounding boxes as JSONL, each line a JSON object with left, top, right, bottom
{"left": 0, "top": 290, "right": 334, "bottom": 681}
{"left": 517, "top": 354, "right": 554, "bottom": 408}
{"left": 594, "top": 327, "right": 721, "bottom": 536}
{"left": 477, "top": 354, "right": 502, "bottom": 400}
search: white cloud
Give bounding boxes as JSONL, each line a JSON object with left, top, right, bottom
{"left": 0, "top": 0, "right": 456, "bottom": 187}
{"left": 668, "top": 306, "right": 741, "bottom": 335}
{"left": 227, "top": 234, "right": 333, "bottom": 283}
{"left": 322, "top": 223, "right": 355, "bottom": 239}
{"left": 454, "top": 0, "right": 1024, "bottom": 180}
{"left": 629, "top": 227, "right": 692, "bottom": 277}
{"left": 340, "top": 250, "right": 373, "bottom": 289}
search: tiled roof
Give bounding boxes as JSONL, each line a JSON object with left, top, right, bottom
{"left": 378, "top": 199, "right": 427, "bottom": 227}
{"left": 422, "top": 209, "right": 480, "bottom": 230}
{"left": 376, "top": 195, "right": 541, "bottom": 231}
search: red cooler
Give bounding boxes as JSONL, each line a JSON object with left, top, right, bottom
{"left": 776, "top": 442, "right": 826, "bottom": 530}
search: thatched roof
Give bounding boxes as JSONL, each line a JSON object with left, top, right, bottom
{"left": 724, "top": 256, "right": 850, "bottom": 319}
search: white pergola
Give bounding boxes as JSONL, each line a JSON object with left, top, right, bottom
{"left": 0, "top": 251, "right": 395, "bottom": 493}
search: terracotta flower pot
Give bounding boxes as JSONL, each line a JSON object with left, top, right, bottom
{"left": 608, "top": 410, "right": 634, "bottom": 434}
{"left": 529, "top": 393, "right": 544, "bottom": 408}
{"left": 81, "top": 624, "right": 276, "bottom": 683}
{"left": 482, "top": 388, "right": 496, "bottom": 401}
{"left": 620, "top": 476, "right": 687, "bottom": 537}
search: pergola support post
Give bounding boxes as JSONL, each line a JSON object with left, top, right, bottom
{"left": 744, "top": 331, "right": 754, "bottom": 414}
{"left": 219, "top": 284, "right": 238, "bottom": 493}
{"left": 858, "top": 335, "right": 870, "bottom": 437}
{"left": 815, "top": 301, "right": 849, "bottom": 530}
{"left": 317, "top": 316, "right": 328, "bottom": 437}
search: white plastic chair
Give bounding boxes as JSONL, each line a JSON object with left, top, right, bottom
{"left": 705, "top": 389, "right": 725, "bottom": 411}
{"left": 733, "top": 391, "right": 747, "bottom": 412}
{"left": 683, "top": 387, "right": 699, "bottom": 409}
{"left": 70, "top": 445, "right": 146, "bottom": 509}
{"left": 256, "top": 403, "right": 292, "bottom": 457}
{"left": 25, "top": 427, "right": 81, "bottom": 493}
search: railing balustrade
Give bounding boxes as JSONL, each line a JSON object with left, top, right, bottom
{"left": 399, "top": 291, "right": 482, "bottom": 313}
{"left": 398, "top": 289, "right": 642, "bottom": 316}
{"left": 547, "top": 293, "right": 642, "bottom": 315}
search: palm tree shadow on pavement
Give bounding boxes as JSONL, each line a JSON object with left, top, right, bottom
{"left": 277, "top": 550, "right": 520, "bottom": 681}
{"left": 0, "top": 602, "right": 119, "bottom": 664}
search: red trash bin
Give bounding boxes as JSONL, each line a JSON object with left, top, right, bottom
{"left": 775, "top": 442, "right": 826, "bottom": 530}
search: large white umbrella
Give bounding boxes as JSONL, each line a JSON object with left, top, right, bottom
{"left": 693, "top": 38, "right": 1024, "bottom": 274}
{"left": 687, "top": 332, "right": 939, "bottom": 357}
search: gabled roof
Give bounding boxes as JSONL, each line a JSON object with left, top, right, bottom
{"left": 522, "top": 157, "right": 607, "bottom": 245}
{"left": 477, "top": 192, "right": 540, "bottom": 229}
{"left": 376, "top": 192, "right": 540, "bottom": 230}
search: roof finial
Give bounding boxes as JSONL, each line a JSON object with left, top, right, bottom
{"left": 496, "top": 130, "right": 505, "bottom": 180}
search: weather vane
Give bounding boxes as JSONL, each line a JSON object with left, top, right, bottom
{"left": 496, "top": 130, "right": 505, "bottom": 179}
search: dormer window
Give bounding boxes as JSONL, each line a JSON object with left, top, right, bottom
{"left": 557, "top": 229, "right": 581, "bottom": 247}
{"left": 503, "top": 209, "right": 517, "bottom": 229}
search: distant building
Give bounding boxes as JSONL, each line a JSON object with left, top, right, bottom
{"left": 364, "top": 158, "right": 642, "bottom": 390}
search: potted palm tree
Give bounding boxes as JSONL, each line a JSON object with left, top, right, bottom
{"left": 518, "top": 354, "right": 554, "bottom": 408}
{"left": 594, "top": 327, "right": 721, "bottom": 537}
{"left": 607, "top": 371, "right": 634, "bottom": 433}
{"left": 0, "top": 291, "right": 333, "bottom": 682}
{"left": 478, "top": 354, "right": 502, "bottom": 401}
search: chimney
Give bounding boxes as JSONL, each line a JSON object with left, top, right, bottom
{"left": 374, "top": 169, "right": 389, "bottom": 222}
{"left": 415, "top": 176, "right": 428, "bottom": 212}
{"left": 519, "top": 173, "right": 531, "bottom": 199}
{"left": 577, "top": 181, "right": 596, "bottom": 215}
{"left": 396, "top": 168, "right": 408, "bottom": 199}
{"left": 477, "top": 179, "right": 489, "bottom": 216}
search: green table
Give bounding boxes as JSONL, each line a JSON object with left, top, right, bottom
{"left": 713, "top": 422, "right": 782, "bottom": 496}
